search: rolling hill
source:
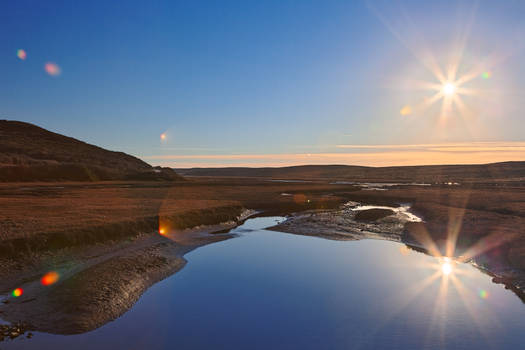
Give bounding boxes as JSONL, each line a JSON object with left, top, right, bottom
{"left": 175, "top": 162, "right": 525, "bottom": 183}
{"left": 0, "top": 120, "right": 183, "bottom": 182}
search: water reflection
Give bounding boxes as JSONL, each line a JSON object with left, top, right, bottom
{"left": 1, "top": 217, "right": 523, "bottom": 349}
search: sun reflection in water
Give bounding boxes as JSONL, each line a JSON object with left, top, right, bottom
{"left": 439, "top": 257, "right": 454, "bottom": 276}
{"left": 441, "top": 260, "right": 453, "bottom": 275}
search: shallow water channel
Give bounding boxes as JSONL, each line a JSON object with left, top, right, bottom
{"left": 2, "top": 216, "right": 524, "bottom": 349}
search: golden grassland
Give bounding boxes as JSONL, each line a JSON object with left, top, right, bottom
{"left": 0, "top": 179, "right": 347, "bottom": 253}
{"left": 0, "top": 177, "right": 523, "bottom": 266}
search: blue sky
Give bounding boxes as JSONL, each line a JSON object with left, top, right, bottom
{"left": 1, "top": 0, "right": 524, "bottom": 167}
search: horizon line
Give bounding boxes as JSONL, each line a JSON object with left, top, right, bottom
{"left": 142, "top": 141, "right": 525, "bottom": 168}
{"left": 168, "top": 159, "right": 523, "bottom": 169}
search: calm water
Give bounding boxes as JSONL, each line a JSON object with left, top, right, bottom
{"left": 4, "top": 217, "right": 525, "bottom": 349}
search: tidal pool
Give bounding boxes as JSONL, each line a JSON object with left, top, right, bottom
{"left": 3, "top": 217, "right": 524, "bottom": 349}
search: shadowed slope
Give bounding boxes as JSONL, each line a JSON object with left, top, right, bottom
{"left": 0, "top": 120, "right": 183, "bottom": 182}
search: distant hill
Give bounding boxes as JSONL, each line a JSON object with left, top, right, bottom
{"left": 0, "top": 120, "right": 184, "bottom": 182}
{"left": 175, "top": 162, "right": 525, "bottom": 183}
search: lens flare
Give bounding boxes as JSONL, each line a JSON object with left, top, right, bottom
{"left": 17, "top": 49, "right": 27, "bottom": 60}
{"left": 479, "top": 289, "right": 488, "bottom": 299}
{"left": 44, "top": 62, "right": 61, "bottom": 76}
{"left": 160, "top": 133, "right": 167, "bottom": 141}
{"left": 400, "top": 105, "right": 412, "bottom": 116}
{"left": 293, "top": 194, "right": 307, "bottom": 204}
{"left": 41, "top": 271, "right": 60, "bottom": 286}
{"left": 12, "top": 288, "right": 23, "bottom": 297}
{"left": 159, "top": 227, "right": 166, "bottom": 235}
{"left": 482, "top": 71, "right": 491, "bottom": 79}
{"left": 399, "top": 245, "right": 410, "bottom": 256}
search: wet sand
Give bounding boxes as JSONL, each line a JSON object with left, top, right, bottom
{"left": 0, "top": 222, "right": 244, "bottom": 336}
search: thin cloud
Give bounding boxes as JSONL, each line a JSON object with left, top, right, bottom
{"left": 336, "top": 142, "right": 525, "bottom": 150}
{"left": 144, "top": 141, "right": 525, "bottom": 168}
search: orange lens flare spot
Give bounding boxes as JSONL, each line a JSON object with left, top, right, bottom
{"left": 17, "top": 49, "right": 27, "bottom": 60}
{"left": 399, "top": 245, "right": 410, "bottom": 256}
{"left": 159, "top": 228, "right": 166, "bottom": 235}
{"left": 160, "top": 133, "right": 167, "bottom": 141}
{"left": 41, "top": 271, "right": 60, "bottom": 286}
{"left": 44, "top": 62, "right": 61, "bottom": 76}
{"left": 400, "top": 105, "right": 412, "bottom": 116}
{"left": 293, "top": 194, "right": 307, "bottom": 204}
{"left": 12, "top": 288, "right": 23, "bottom": 297}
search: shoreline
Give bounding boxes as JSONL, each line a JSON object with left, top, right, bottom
{"left": 0, "top": 179, "right": 352, "bottom": 339}
{"left": 269, "top": 202, "right": 525, "bottom": 303}
{"left": 0, "top": 215, "right": 253, "bottom": 337}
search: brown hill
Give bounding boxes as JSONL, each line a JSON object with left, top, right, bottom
{"left": 0, "top": 120, "right": 184, "bottom": 182}
{"left": 176, "top": 162, "right": 525, "bottom": 183}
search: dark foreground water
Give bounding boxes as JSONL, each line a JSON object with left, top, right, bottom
{"left": 3, "top": 217, "right": 525, "bottom": 349}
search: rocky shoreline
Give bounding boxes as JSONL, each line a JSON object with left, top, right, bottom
{"left": 268, "top": 201, "right": 421, "bottom": 243}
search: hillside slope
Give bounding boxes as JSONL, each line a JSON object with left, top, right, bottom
{"left": 0, "top": 120, "right": 183, "bottom": 182}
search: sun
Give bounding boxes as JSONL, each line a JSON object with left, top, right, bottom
{"left": 397, "top": 44, "right": 486, "bottom": 120}
{"left": 441, "top": 262, "right": 452, "bottom": 275}
{"left": 403, "top": 71, "right": 473, "bottom": 121}
{"left": 441, "top": 258, "right": 454, "bottom": 276}
{"left": 442, "top": 82, "right": 457, "bottom": 96}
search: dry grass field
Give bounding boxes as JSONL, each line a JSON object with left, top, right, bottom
{"left": 1, "top": 178, "right": 523, "bottom": 266}
{"left": 0, "top": 179, "right": 350, "bottom": 253}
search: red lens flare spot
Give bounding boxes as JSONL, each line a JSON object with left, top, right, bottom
{"left": 44, "top": 62, "right": 61, "bottom": 76}
{"left": 12, "top": 288, "right": 23, "bottom": 297}
{"left": 41, "top": 271, "right": 60, "bottom": 286}
{"left": 17, "top": 49, "right": 27, "bottom": 60}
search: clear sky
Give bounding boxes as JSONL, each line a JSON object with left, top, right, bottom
{"left": 1, "top": 0, "right": 524, "bottom": 167}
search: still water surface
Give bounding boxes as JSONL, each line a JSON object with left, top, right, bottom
{"left": 5, "top": 217, "right": 525, "bottom": 349}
